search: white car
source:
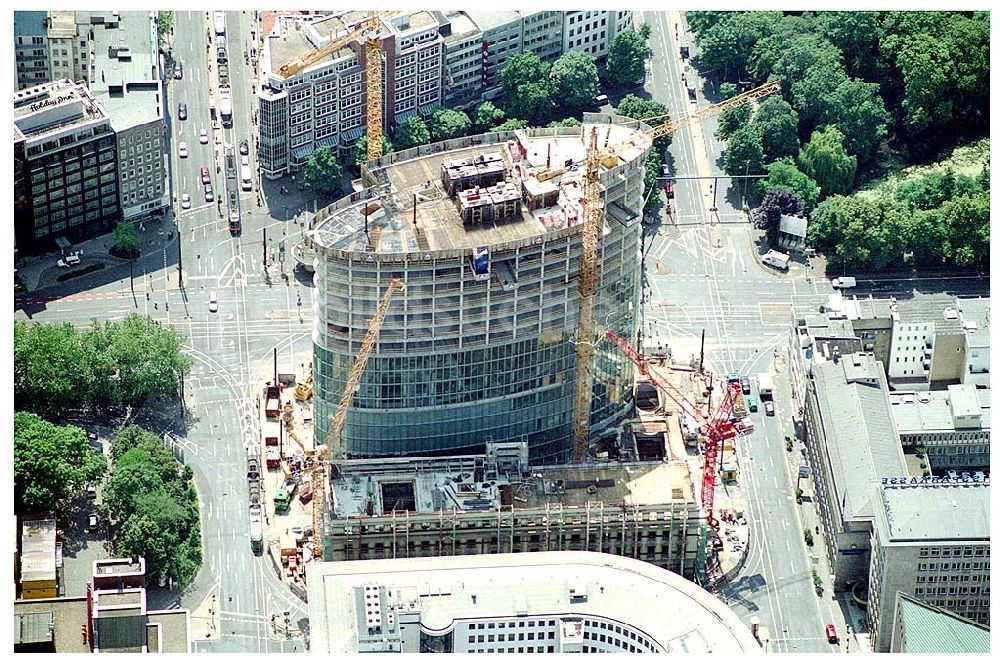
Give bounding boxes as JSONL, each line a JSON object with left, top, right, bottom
{"left": 57, "top": 251, "right": 82, "bottom": 268}
{"left": 180, "top": 193, "right": 191, "bottom": 209}
{"left": 199, "top": 128, "right": 209, "bottom": 145}
{"left": 208, "top": 290, "right": 218, "bottom": 313}
{"left": 241, "top": 154, "right": 250, "bottom": 167}
{"left": 178, "top": 141, "right": 188, "bottom": 158}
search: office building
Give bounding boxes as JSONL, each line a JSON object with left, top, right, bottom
{"left": 888, "top": 593, "right": 990, "bottom": 653}
{"left": 14, "top": 11, "right": 51, "bottom": 90}
{"left": 801, "top": 351, "right": 908, "bottom": 591}
{"left": 90, "top": 11, "right": 169, "bottom": 221}
{"left": 14, "top": 80, "right": 120, "bottom": 254}
{"left": 257, "top": 11, "right": 444, "bottom": 178}
{"left": 465, "top": 11, "right": 524, "bottom": 100}
{"left": 323, "top": 443, "right": 706, "bottom": 579}
{"left": 438, "top": 12, "right": 484, "bottom": 108}
{"left": 308, "top": 118, "right": 649, "bottom": 463}
{"left": 563, "top": 10, "right": 633, "bottom": 58}
{"left": 14, "top": 557, "right": 191, "bottom": 653}
{"left": 307, "top": 551, "right": 761, "bottom": 653}
{"left": 891, "top": 385, "right": 990, "bottom": 472}
{"left": 868, "top": 479, "right": 990, "bottom": 652}
{"left": 957, "top": 296, "right": 989, "bottom": 387}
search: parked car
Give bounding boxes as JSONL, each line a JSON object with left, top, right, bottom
{"left": 173, "top": 62, "right": 183, "bottom": 80}
{"left": 178, "top": 141, "right": 188, "bottom": 158}
{"left": 239, "top": 139, "right": 249, "bottom": 156}
{"left": 180, "top": 193, "right": 191, "bottom": 209}
{"left": 764, "top": 401, "right": 775, "bottom": 417}
{"left": 86, "top": 485, "right": 97, "bottom": 500}
{"left": 594, "top": 94, "right": 609, "bottom": 107}
{"left": 746, "top": 395, "right": 758, "bottom": 413}
{"left": 241, "top": 154, "right": 250, "bottom": 167}
{"left": 204, "top": 182, "right": 214, "bottom": 202}
{"left": 87, "top": 514, "right": 99, "bottom": 531}
{"left": 825, "top": 624, "right": 839, "bottom": 644}
{"left": 57, "top": 251, "right": 82, "bottom": 268}
{"left": 178, "top": 102, "right": 187, "bottom": 120}
{"left": 208, "top": 290, "right": 218, "bottom": 313}
{"left": 199, "top": 128, "right": 209, "bottom": 144}
{"left": 200, "top": 166, "right": 211, "bottom": 184}
{"left": 740, "top": 376, "right": 751, "bottom": 394}
{"left": 832, "top": 276, "right": 857, "bottom": 289}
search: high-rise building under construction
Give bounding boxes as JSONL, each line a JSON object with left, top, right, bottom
{"left": 307, "top": 117, "right": 652, "bottom": 463}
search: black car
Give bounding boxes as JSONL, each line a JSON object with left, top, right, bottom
{"left": 178, "top": 103, "right": 187, "bottom": 120}
{"left": 239, "top": 139, "right": 249, "bottom": 156}
{"left": 740, "top": 376, "right": 751, "bottom": 394}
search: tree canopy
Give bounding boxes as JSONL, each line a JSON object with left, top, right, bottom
{"left": 472, "top": 102, "right": 506, "bottom": 133}
{"left": 756, "top": 158, "right": 821, "bottom": 212}
{"left": 393, "top": 116, "right": 430, "bottom": 149}
{"left": 15, "top": 412, "right": 107, "bottom": 514}
{"left": 113, "top": 222, "right": 140, "bottom": 257}
{"left": 722, "top": 126, "right": 765, "bottom": 178}
{"left": 427, "top": 107, "right": 472, "bottom": 141}
{"left": 750, "top": 96, "right": 800, "bottom": 163}
{"left": 615, "top": 94, "right": 672, "bottom": 154}
{"left": 607, "top": 29, "right": 648, "bottom": 86}
{"left": 797, "top": 125, "right": 857, "bottom": 197}
{"left": 500, "top": 52, "right": 549, "bottom": 101}
{"left": 303, "top": 145, "right": 343, "bottom": 193}
{"left": 352, "top": 133, "right": 393, "bottom": 167}
{"left": 548, "top": 51, "right": 600, "bottom": 113}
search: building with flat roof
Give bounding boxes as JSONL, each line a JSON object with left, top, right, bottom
{"left": 14, "top": 11, "right": 50, "bottom": 90}
{"left": 888, "top": 592, "right": 990, "bottom": 653}
{"left": 13, "top": 79, "right": 120, "bottom": 254}
{"left": 957, "top": 296, "right": 989, "bottom": 388}
{"left": 307, "top": 551, "right": 760, "bottom": 653}
{"left": 563, "top": 10, "right": 633, "bottom": 59}
{"left": 308, "top": 117, "right": 649, "bottom": 463}
{"left": 868, "top": 479, "right": 990, "bottom": 652}
{"left": 891, "top": 385, "right": 990, "bottom": 472}
{"left": 14, "top": 556, "right": 191, "bottom": 653}
{"left": 18, "top": 513, "right": 59, "bottom": 600}
{"left": 323, "top": 443, "right": 706, "bottom": 579}
{"left": 802, "top": 352, "right": 907, "bottom": 590}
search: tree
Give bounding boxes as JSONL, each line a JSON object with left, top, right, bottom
{"left": 819, "top": 77, "right": 889, "bottom": 163}
{"left": 353, "top": 133, "right": 393, "bottom": 167}
{"left": 500, "top": 52, "right": 549, "bottom": 101}
{"left": 427, "top": 107, "right": 471, "bottom": 141}
{"left": 750, "top": 96, "right": 799, "bottom": 163}
{"left": 472, "top": 102, "right": 505, "bottom": 133}
{"left": 798, "top": 125, "right": 856, "bottom": 198}
{"left": 156, "top": 11, "right": 173, "bottom": 43}
{"left": 14, "top": 412, "right": 107, "bottom": 514}
{"left": 808, "top": 195, "right": 909, "bottom": 268}
{"left": 494, "top": 119, "right": 529, "bottom": 131}
{"left": 549, "top": 51, "right": 600, "bottom": 113}
{"left": 507, "top": 82, "right": 553, "bottom": 126}
{"left": 547, "top": 117, "right": 582, "bottom": 128}
{"left": 894, "top": 168, "right": 960, "bottom": 210}
{"left": 643, "top": 150, "right": 662, "bottom": 214}
{"left": 715, "top": 104, "right": 752, "bottom": 142}
{"left": 756, "top": 158, "right": 821, "bottom": 212}
{"left": 721, "top": 126, "right": 765, "bottom": 179}
{"left": 14, "top": 321, "right": 93, "bottom": 411}
{"left": 303, "top": 146, "right": 343, "bottom": 193}
{"left": 114, "top": 222, "right": 140, "bottom": 257}
{"left": 936, "top": 192, "right": 989, "bottom": 266}
{"left": 755, "top": 186, "right": 803, "bottom": 237}
{"left": 694, "top": 12, "right": 781, "bottom": 81}
{"left": 616, "top": 94, "right": 672, "bottom": 153}
{"left": 393, "top": 116, "right": 430, "bottom": 149}
{"left": 607, "top": 29, "right": 647, "bottom": 86}
{"left": 638, "top": 23, "right": 651, "bottom": 41}
{"left": 719, "top": 82, "right": 738, "bottom": 100}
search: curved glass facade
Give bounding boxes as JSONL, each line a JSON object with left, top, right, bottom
{"left": 312, "top": 126, "right": 648, "bottom": 463}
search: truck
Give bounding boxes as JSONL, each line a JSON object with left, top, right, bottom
{"left": 249, "top": 505, "right": 263, "bottom": 555}
{"left": 214, "top": 11, "right": 226, "bottom": 36}
{"left": 274, "top": 488, "right": 290, "bottom": 512}
{"left": 758, "top": 372, "right": 774, "bottom": 402}
{"left": 264, "top": 383, "right": 281, "bottom": 418}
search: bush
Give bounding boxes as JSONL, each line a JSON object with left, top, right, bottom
{"left": 785, "top": 440, "right": 794, "bottom": 452}
{"left": 803, "top": 528, "right": 814, "bottom": 546}
{"left": 795, "top": 488, "right": 803, "bottom": 504}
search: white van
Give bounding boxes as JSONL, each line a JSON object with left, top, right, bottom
{"left": 832, "top": 276, "right": 857, "bottom": 289}
{"left": 761, "top": 250, "right": 790, "bottom": 271}
{"left": 240, "top": 164, "right": 252, "bottom": 191}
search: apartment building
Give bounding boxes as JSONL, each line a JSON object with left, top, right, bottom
{"left": 307, "top": 552, "right": 760, "bottom": 653}
{"left": 466, "top": 11, "right": 524, "bottom": 100}
{"left": 14, "top": 80, "right": 120, "bottom": 254}
{"left": 90, "top": 11, "right": 169, "bottom": 221}
{"left": 891, "top": 385, "right": 990, "bottom": 472}
{"left": 438, "top": 12, "right": 484, "bottom": 108}
{"left": 258, "top": 11, "right": 443, "bottom": 177}
{"left": 14, "top": 12, "right": 50, "bottom": 90}
{"left": 563, "top": 10, "right": 633, "bottom": 59}
{"left": 802, "top": 351, "right": 908, "bottom": 591}
{"left": 957, "top": 297, "right": 989, "bottom": 387}
{"left": 521, "top": 10, "right": 564, "bottom": 61}
{"left": 868, "top": 479, "right": 990, "bottom": 652}
{"left": 323, "top": 444, "right": 706, "bottom": 579}
{"left": 14, "top": 10, "right": 108, "bottom": 90}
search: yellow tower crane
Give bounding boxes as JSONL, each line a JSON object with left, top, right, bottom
{"left": 276, "top": 11, "right": 392, "bottom": 162}
{"left": 311, "top": 278, "right": 405, "bottom": 558}
{"left": 570, "top": 79, "right": 781, "bottom": 462}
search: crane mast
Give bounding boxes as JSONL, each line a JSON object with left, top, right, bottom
{"left": 569, "top": 80, "right": 779, "bottom": 462}
{"left": 311, "top": 278, "right": 405, "bottom": 557}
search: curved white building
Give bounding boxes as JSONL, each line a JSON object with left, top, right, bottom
{"left": 307, "top": 551, "right": 761, "bottom": 653}
{"left": 309, "top": 119, "right": 651, "bottom": 463}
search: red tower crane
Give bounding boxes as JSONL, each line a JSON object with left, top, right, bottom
{"left": 604, "top": 331, "right": 752, "bottom": 550}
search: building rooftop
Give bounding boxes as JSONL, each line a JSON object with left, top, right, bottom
{"left": 13, "top": 80, "right": 109, "bottom": 142}
{"left": 390, "top": 11, "right": 438, "bottom": 31}
{"left": 876, "top": 480, "right": 990, "bottom": 542}
{"left": 311, "top": 124, "right": 648, "bottom": 257}
{"left": 20, "top": 514, "right": 57, "bottom": 585}
{"left": 308, "top": 551, "right": 761, "bottom": 653}
{"left": 890, "top": 387, "right": 990, "bottom": 433}
{"left": 48, "top": 10, "right": 77, "bottom": 35}
{"left": 14, "top": 10, "right": 47, "bottom": 37}
{"left": 778, "top": 214, "right": 807, "bottom": 239}
{"left": 442, "top": 11, "right": 481, "bottom": 43}
{"left": 266, "top": 14, "right": 360, "bottom": 82}
{"left": 956, "top": 296, "right": 990, "bottom": 347}
{"left": 91, "top": 11, "right": 163, "bottom": 129}
{"left": 330, "top": 444, "right": 693, "bottom": 518}
{"left": 466, "top": 10, "right": 523, "bottom": 33}
{"left": 893, "top": 295, "right": 966, "bottom": 335}
{"left": 893, "top": 593, "right": 990, "bottom": 653}
{"left": 812, "top": 354, "right": 907, "bottom": 523}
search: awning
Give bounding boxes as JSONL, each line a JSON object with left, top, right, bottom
{"left": 314, "top": 136, "right": 339, "bottom": 150}
{"left": 393, "top": 109, "right": 417, "bottom": 123}
{"left": 54, "top": 236, "right": 72, "bottom": 251}
{"left": 291, "top": 144, "right": 312, "bottom": 160}
{"left": 418, "top": 103, "right": 438, "bottom": 116}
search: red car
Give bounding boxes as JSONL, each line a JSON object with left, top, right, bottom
{"left": 200, "top": 167, "right": 211, "bottom": 184}
{"left": 825, "top": 624, "right": 839, "bottom": 644}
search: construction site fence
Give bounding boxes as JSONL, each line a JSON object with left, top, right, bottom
{"left": 310, "top": 114, "right": 656, "bottom": 243}
{"left": 707, "top": 522, "right": 752, "bottom": 592}
{"left": 266, "top": 541, "right": 310, "bottom": 603}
